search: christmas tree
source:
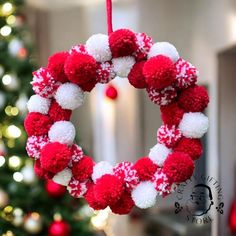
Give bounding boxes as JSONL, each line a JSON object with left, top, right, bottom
{"left": 0, "top": 1, "right": 95, "bottom": 235}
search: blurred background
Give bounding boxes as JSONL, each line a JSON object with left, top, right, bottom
{"left": 0, "top": 0, "right": 236, "bottom": 235}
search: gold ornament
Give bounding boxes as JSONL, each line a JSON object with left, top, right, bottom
{"left": 0, "top": 189, "right": 9, "bottom": 208}
{"left": 24, "top": 212, "right": 43, "bottom": 234}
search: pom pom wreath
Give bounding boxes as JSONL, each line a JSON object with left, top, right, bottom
{"left": 110, "top": 191, "right": 135, "bottom": 215}
{"left": 53, "top": 168, "right": 72, "bottom": 186}
{"left": 40, "top": 142, "right": 71, "bottom": 174}
{"left": 27, "top": 95, "right": 51, "bottom": 115}
{"left": 174, "top": 138, "right": 202, "bottom": 160}
{"left": 45, "top": 180, "right": 66, "bottom": 197}
{"left": 47, "top": 52, "right": 69, "bottom": 83}
{"left": 149, "top": 143, "right": 172, "bottom": 167}
{"left": 70, "top": 144, "right": 84, "bottom": 163}
{"left": 179, "top": 112, "right": 209, "bottom": 138}
{"left": 72, "top": 156, "right": 94, "bottom": 182}
{"left": 92, "top": 161, "right": 113, "bottom": 182}
{"left": 64, "top": 52, "right": 97, "bottom": 90}
{"left": 147, "top": 86, "right": 177, "bottom": 105}
{"left": 148, "top": 42, "right": 180, "bottom": 62}
{"left": 112, "top": 56, "right": 135, "bottom": 78}
{"left": 48, "top": 100, "right": 72, "bottom": 122}
{"left": 48, "top": 121, "right": 75, "bottom": 145}
{"left": 109, "top": 29, "right": 137, "bottom": 58}
{"left": 34, "top": 160, "right": 54, "bottom": 180}
{"left": 131, "top": 181, "right": 157, "bottom": 209}
{"left": 69, "top": 44, "right": 88, "bottom": 55}
{"left": 128, "top": 61, "right": 147, "bottom": 89}
{"left": 24, "top": 112, "right": 52, "bottom": 136}
{"left": 157, "top": 125, "right": 182, "bottom": 148}
{"left": 31, "top": 67, "right": 60, "bottom": 98}
{"left": 96, "top": 62, "right": 116, "bottom": 84}
{"left": 143, "top": 55, "right": 177, "bottom": 90}
{"left": 163, "top": 152, "right": 194, "bottom": 183}
{"left": 178, "top": 85, "right": 209, "bottom": 112}
{"left": 160, "top": 102, "right": 184, "bottom": 125}
{"left": 134, "top": 33, "right": 153, "bottom": 61}
{"left": 67, "top": 178, "right": 88, "bottom": 198}
{"left": 55, "top": 83, "right": 84, "bottom": 110}
{"left": 175, "top": 58, "right": 198, "bottom": 89}
{"left": 86, "top": 34, "right": 112, "bottom": 62}
{"left": 113, "top": 162, "right": 139, "bottom": 191}
{"left": 26, "top": 135, "right": 49, "bottom": 159}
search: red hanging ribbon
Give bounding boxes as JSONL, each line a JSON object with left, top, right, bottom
{"left": 106, "top": 0, "right": 113, "bottom": 35}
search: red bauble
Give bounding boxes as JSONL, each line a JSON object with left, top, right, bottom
{"left": 48, "top": 220, "right": 71, "bottom": 236}
{"left": 174, "top": 138, "right": 202, "bottom": 160}
{"left": 109, "top": 29, "right": 137, "bottom": 57}
{"left": 178, "top": 85, "right": 209, "bottom": 112}
{"left": 45, "top": 180, "right": 66, "bottom": 197}
{"left": 163, "top": 152, "right": 194, "bottom": 183}
{"left": 24, "top": 112, "right": 52, "bottom": 136}
{"left": 228, "top": 200, "right": 236, "bottom": 233}
{"left": 160, "top": 102, "right": 184, "bottom": 126}
{"left": 47, "top": 52, "right": 69, "bottom": 83}
{"left": 128, "top": 61, "right": 147, "bottom": 89}
{"left": 72, "top": 156, "right": 94, "bottom": 182}
{"left": 134, "top": 157, "right": 158, "bottom": 181}
{"left": 34, "top": 159, "right": 54, "bottom": 180}
{"left": 143, "top": 55, "right": 177, "bottom": 90}
{"left": 105, "top": 85, "right": 118, "bottom": 100}
{"left": 40, "top": 142, "right": 71, "bottom": 174}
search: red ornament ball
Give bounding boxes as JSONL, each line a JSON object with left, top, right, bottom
{"left": 48, "top": 220, "right": 71, "bottom": 236}
{"left": 47, "top": 51, "right": 69, "bottom": 83}
{"left": 45, "top": 180, "right": 66, "bottom": 197}
{"left": 178, "top": 85, "right": 209, "bottom": 112}
{"left": 34, "top": 160, "right": 54, "bottom": 180}
{"left": 105, "top": 84, "right": 118, "bottom": 100}
{"left": 163, "top": 152, "right": 194, "bottom": 183}
{"left": 40, "top": 142, "right": 71, "bottom": 174}
{"left": 143, "top": 55, "right": 177, "bottom": 90}
{"left": 128, "top": 61, "right": 147, "bottom": 89}
{"left": 174, "top": 138, "right": 202, "bottom": 160}
{"left": 24, "top": 112, "right": 52, "bottom": 136}
{"left": 109, "top": 29, "right": 137, "bottom": 57}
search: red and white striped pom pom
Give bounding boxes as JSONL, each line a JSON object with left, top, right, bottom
{"left": 71, "top": 144, "right": 84, "bottom": 163}
{"left": 69, "top": 44, "right": 88, "bottom": 55}
{"left": 67, "top": 178, "right": 88, "bottom": 198}
{"left": 96, "top": 62, "right": 116, "bottom": 84}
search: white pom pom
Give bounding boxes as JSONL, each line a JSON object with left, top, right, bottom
{"left": 55, "top": 83, "right": 84, "bottom": 110}
{"left": 149, "top": 143, "right": 172, "bottom": 166}
{"left": 179, "top": 112, "right": 209, "bottom": 138}
{"left": 86, "top": 34, "right": 112, "bottom": 62}
{"left": 53, "top": 168, "right": 72, "bottom": 186}
{"left": 92, "top": 161, "right": 113, "bottom": 182}
{"left": 27, "top": 95, "right": 51, "bottom": 114}
{"left": 131, "top": 181, "right": 157, "bottom": 209}
{"left": 148, "top": 42, "right": 180, "bottom": 62}
{"left": 112, "top": 56, "right": 135, "bottom": 77}
{"left": 48, "top": 121, "right": 75, "bottom": 145}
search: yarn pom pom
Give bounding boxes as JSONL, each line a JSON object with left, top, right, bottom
{"left": 143, "top": 55, "right": 177, "bottom": 90}
{"left": 53, "top": 168, "right": 72, "bottom": 186}
{"left": 67, "top": 178, "right": 88, "bottom": 198}
{"left": 96, "top": 62, "right": 115, "bottom": 84}
{"left": 109, "top": 29, "right": 137, "bottom": 57}
{"left": 178, "top": 85, "right": 209, "bottom": 112}
{"left": 71, "top": 144, "right": 84, "bottom": 163}
{"left": 160, "top": 102, "right": 184, "bottom": 125}
{"left": 174, "top": 138, "right": 202, "bottom": 160}
{"left": 27, "top": 95, "right": 51, "bottom": 115}
{"left": 134, "top": 157, "right": 158, "bottom": 181}
{"left": 34, "top": 160, "right": 54, "bottom": 180}
{"left": 47, "top": 51, "right": 69, "bottom": 83}
{"left": 131, "top": 181, "right": 157, "bottom": 209}
{"left": 69, "top": 44, "right": 88, "bottom": 55}
{"left": 24, "top": 112, "right": 52, "bottom": 136}
{"left": 112, "top": 56, "right": 135, "bottom": 78}
{"left": 128, "top": 61, "right": 147, "bottom": 89}
{"left": 40, "top": 142, "right": 71, "bottom": 174}
{"left": 163, "top": 152, "right": 194, "bottom": 183}
{"left": 92, "top": 161, "right": 113, "bottom": 182}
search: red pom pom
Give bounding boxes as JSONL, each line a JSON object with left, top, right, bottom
{"left": 109, "top": 29, "right": 137, "bottom": 57}
{"left": 105, "top": 84, "right": 118, "bottom": 100}
{"left": 96, "top": 62, "right": 115, "bottom": 84}
{"left": 163, "top": 152, "right": 194, "bottom": 183}
{"left": 160, "top": 102, "right": 184, "bottom": 126}
{"left": 93, "top": 174, "right": 124, "bottom": 207}
{"left": 45, "top": 180, "right": 66, "bottom": 197}
{"left": 110, "top": 191, "right": 135, "bottom": 215}
{"left": 143, "top": 55, "right": 177, "bottom": 90}
{"left": 34, "top": 160, "right": 54, "bottom": 180}
{"left": 48, "top": 100, "right": 72, "bottom": 122}
{"left": 48, "top": 220, "right": 71, "bottom": 236}
{"left": 67, "top": 178, "right": 89, "bottom": 198}
{"left": 40, "top": 142, "right": 71, "bottom": 174}
{"left": 24, "top": 112, "right": 52, "bottom": 136}
{"left": 134, "top": 157, "right": 158, "bottom": 181}
{"left": 128, "top": 61, "right": 147, "bottom": 89}
{"left": 47, "top": 52, "right": 69, "bottom": 83}
{"left": 178, "top": 85, "right": 209, "bottom": 112}
{"left": 64, "top": 52, "right": 97, "bottom": 91}
{"left": 174, "top": 138, "right": 202, "bottom": 160}
{"left": 72, "top": 156, "right": 94, "bottom": 181}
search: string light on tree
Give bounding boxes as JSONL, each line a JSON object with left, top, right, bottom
{"left": 1, "top": 2, "right": 14, "bottom": 16}
{"left": 8, "top": 155, "right": 21, "bottom": 169}
{"left": 0, "top": 25, "right": 12, "bottom": 36}
{"left": 0, "top": 189, "right": 9, "bottom": 208}
{"left": 24, "top": 212, "right": 43, "bottom": 234}
{"left": 2, "top": 73, "right": 19, "bottom": 90}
